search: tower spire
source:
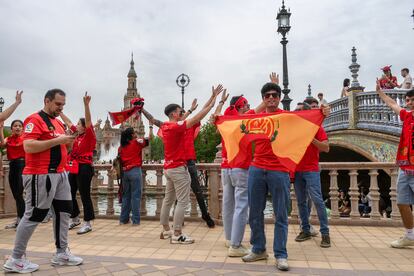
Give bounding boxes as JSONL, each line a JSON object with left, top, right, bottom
{"left": 128, "top": 52, "right": 137, "bottom": 78}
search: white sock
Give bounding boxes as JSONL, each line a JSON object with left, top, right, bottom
{"left": 84, "top": 221, "right": 91, "bottom": 227}
{"left": 405, "top": 228, "right": 414, "bottom": 239}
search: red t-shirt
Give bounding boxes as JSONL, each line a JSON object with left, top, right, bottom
{"left": 295, "top": 127, "right": 328, "bottom": 172}
{"left": 184, "top": 122, "right": 200, "bottom": 161}
{"left": 251, "top": 109, "right": 289, "bottom": 172}
{"left": 22, "top": 111, "right": 67, "bottom": 174}
{"left": 161, "top": 121, "right": 187, "bottom": 169}
{"left": 5, "top": 134, "right": 25, "bottom": 160}
{"left": 69, "top": 126, "right": 96, "bottom": 165}
{"left": 119, "top": 138, "right": 148, "bottom": 171}
{"left": 397, "top": 109, "right": 414, "bottom": 171}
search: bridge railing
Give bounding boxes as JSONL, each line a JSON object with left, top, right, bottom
{"left": 0, "top": 162, "right": 406, "bottom": 226}
{"left": 324, "top": 89, "right": 409, "bottom": 135}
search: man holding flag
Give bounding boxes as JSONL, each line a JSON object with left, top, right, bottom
{"left": 216, "top": 82, "right": 329, "bottom": 271}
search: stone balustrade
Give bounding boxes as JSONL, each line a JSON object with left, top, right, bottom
{"left": 0, "top": 162, "right": 407, "bottom": 226}
{"left": 323, "top": 89, "right": 409, "bottom": 135}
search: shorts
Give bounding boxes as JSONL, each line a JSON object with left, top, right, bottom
{"left": 397, "top": 170, "right": 414, "bottom": 205}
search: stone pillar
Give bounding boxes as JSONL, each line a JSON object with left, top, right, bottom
{"left": 214, "top": 143, "right": 222, "bottom": 164}
{"left": 368, "top": 169, "right": 381, "bottom": 220}
{"left": 348, "top": 91, "right": 358, "bottom": 129}
{"left": 106, "top": 169, "right": 115, "bottom": 216}
{"left": 155, "top": 168, "right": 163, "bottom": 218}
{"left": 348, "top": 170, "right": 360, "bottom": 218}
{"left": 208, "top": 167, "right": 221, "bottom": 222}
{"left": 390, "top": 169, "right": 400, "bottom": 220}
{"left": 140, "top": 169, "right": 147, "bottom": 216}
{"left": 329, "top": 170, "right": 339, "bottom": 219}
{"left": 91, "top": 169, "right": 99, "bottom": 216}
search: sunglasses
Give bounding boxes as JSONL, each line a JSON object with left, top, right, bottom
{"left": 179, "top": 110, "right": 185, "bottom": 115}
{"left": 264, "top": 92, "right": 280, "bottom": 99}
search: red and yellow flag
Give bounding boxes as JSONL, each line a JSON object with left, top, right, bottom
{"left": 216, "top": 110, "right": 324, "bottom": 171}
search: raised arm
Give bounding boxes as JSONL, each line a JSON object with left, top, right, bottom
{"left": 376, "top": 78, "right": 402, "bottom": 114}
{"left": 182, "top": 98, "right": 198, "bottom": 120}
{"left": 142, "top": 108, "right": 163, "bottom": 128}
{"left": 83, "top": 92, "right": 92, "bottom": 128}
{"left": 0, "top": 122, "right": 5, "bottom": 147}
{"left": 0, "top": 91, "right": 23, "bottom": 122}
{"left": 59, "top": 112, "right": 73, "bottom": 130}
{"left": 209, "top": 89, "right": 229, "bottom": 124}
{"left": 186, "top": 85, "right": 224, "bottom": 129}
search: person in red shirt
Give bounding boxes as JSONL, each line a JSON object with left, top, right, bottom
{"left": 3, "top": 89, "right": 83, "bottom": 274}
{"left": 241, "top": 83, "right": 330, "bottom": 272}
{"left": 60, "top": 93, "right": 96, "bottom": 234}
{"left": 117, "top": 127, "right": 149, "bottom": 225}
{"left": 0, "top": 119, "right": 25, "bottom": 229}
{"left": 142, "top": 84, "right": 223, "bottom": 244}
{"left": 293, "top": 97, "right": 330, "bottom": 248}
{"left": 379, "top": 65, "right": 398, "bottom": 89}
{"left": 376, "top": 81, "right": 414, "bottom": 248}
{"left": 0, "top": 91, "right": 23, "bottom": 178}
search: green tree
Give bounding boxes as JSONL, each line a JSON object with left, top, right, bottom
{"left": 150, "top": 136, "right": 164, "bottom": 161}
{"left": 194, "top": 123, "right": 221, "bottom": 163}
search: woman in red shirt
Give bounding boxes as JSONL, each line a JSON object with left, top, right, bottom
{"left": 0, "top": 120, "right": 25, "bottom": 229}
{"left": 118, "top": 127, "right": 148, "bottom": 225}
{"left": 60, "top": 93, "right": 96, "bottom": 234}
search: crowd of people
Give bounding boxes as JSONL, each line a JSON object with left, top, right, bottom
{"left": 341, "top": 66, "right": 413, "bottom": 98}
{"left": 0, "top": 70, "right": 414, "bottom": 273}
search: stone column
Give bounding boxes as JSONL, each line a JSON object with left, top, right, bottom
{"left": 348, "top": 170, "right": 360, "bottom": 218}
{"left": 329, "top": 170, "right": 339, "bottom": 219}
{"left": 368, "top": 169, "right": 381, "bottom": 220}
{"left": 390, "top": 169, "right": 401, "bottom": 220}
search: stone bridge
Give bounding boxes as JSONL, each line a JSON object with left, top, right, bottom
{"left": 322, "top": 89, "right": 408, "bottom": 163}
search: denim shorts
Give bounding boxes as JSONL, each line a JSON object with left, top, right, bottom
{"left": 397, "top": 170, "right": 414, "bottom": 205}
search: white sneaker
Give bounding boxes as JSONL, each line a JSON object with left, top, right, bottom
{"left": 224, "top": 240, "right": 231, "bottom": 248}
{"left": 3, "top": 256, "right": 39, "bottom": 273}
{"left": 77, "top": 225, "right": 92, "bottom": 235}
{"left": 276, "top": 258, "right": 289, "bottom": 271}
{"left": 390, "top": 236, "right": 414, "bottom": 248}
{"left": 171, "top": 234, "right": 195, "bottom": 244}
{"left": 51, "top": 248, "right": 83, "bottom": 266}
{"left": 5, "top": 221, "right": 18, "bottom": 229}
{"left": 160, "top": 230, "right": 173, "bottom": 239}
{"left": 69, "top": 219, "right": 81, "bottom": 230}
{"left": 228, "top": 245, "right": 249, "bottom": 257}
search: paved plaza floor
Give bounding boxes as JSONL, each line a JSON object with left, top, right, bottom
{"left": 1, "top": 219, "right": 414, "bottom": 275}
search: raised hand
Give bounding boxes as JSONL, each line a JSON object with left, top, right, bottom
{"left": 190, "top": 98, "right": 198, "bottom": 111}
{"left": 83, "top": 91, "right": 91, "bottom": 105}
{"left": 220, "top": 89, "right": 229, "bottom": 103}
{"left": 269, "top": 72, "right": 279, "bottom": 84}
{"left": 15, "top": 90, "right": 23, "bottom": 104}
{"left": 212, "top": 84, "right": 224, "bottom": 98}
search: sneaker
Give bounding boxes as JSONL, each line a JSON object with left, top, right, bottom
{"left": 242, "top": 251, "right": 268, "bottom": 262}
{"left": 295, "top": 231, "right": 312, "bottom": 242}
{"left": 51, "top": 248, "right": 83, "bottom": 266}
{"left": 228, "top": 245, "right": 249, "bottom": 257}
{"left": 276, "top": 258, "right": 289, "bottom": 271}
{"left": 320, "top": 234, "right": 331, "bottom": 248}
{"left": 224, "top": 240, "right": 231, "bottom": 248}
{"left": 77, "top": 225, "right": 92, "bottom": 235}
{"left": 310, "top": 225, "right": 319, "bottom": 237}
{"left": 390, "top": 236, "right": 414, "bottom": 248}
{"left": 5, "top": 221, "right": 18, "bottom": 229}
{"left": 69, "top": 220, "right": 81, "bottom": 230}
{"left": 202, "top": 213, "right": 215, "bottom": 228}
{"left": 160, "top": 230, "right": 173, "bottom": 240}
{"left": 171, "top": 234, "right": 195, "bottom": 244}
{"left": 42, "top": 213, "right": 52, "bottom": 223}
{"left": 3, "top": 256, "right": 39, "bottom": 273}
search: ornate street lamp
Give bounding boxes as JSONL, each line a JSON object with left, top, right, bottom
{"left": 277, "top": 0, "right": 292, "bottom": 110}
{"left": 176, "top": 73, "right": 190, "bottom": 109}
{"left": 0, "top": 97, "right": 4, "bottom": 112}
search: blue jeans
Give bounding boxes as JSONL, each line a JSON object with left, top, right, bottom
{"left": 294, "top": 171, "right": 329, "bottom": 235}
{"left": 120, "top": 167, "right": 142, "bottom": 224}
{"left": 221, "top": 168, "right": 249, "bottom": 247}
{"left": 248, "top": 166, "right": 290, "bottom": 259}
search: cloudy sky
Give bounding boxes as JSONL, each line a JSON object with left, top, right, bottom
{"left": 0, "top": 0, "right": 413, "bottom": 133}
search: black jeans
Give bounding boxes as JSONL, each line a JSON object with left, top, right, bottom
{"left": 69, "top": 163, "right": 95, "bottom": 221}
{"left": 9, "top": 159, "right": 25, "bottom": 219}
{"left": 187, "top": 160, "right": 209, "bottom": 218}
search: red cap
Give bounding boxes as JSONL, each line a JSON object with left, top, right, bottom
{"left": 381, "top": 65, "right": 392, "bottom": 72}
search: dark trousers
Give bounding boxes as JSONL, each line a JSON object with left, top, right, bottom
{"left": 69, "top": 163, "right": 95, "bottom": 221}
{"left": 187, "top": 160, "right": 209, "bottom": 218}
{"left": 9, "top": 159, "right": 25, "bottom": 219}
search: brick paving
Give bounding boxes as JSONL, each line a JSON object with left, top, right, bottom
{"left": 1, "top": 219, "right": 414, "bottom": 275}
